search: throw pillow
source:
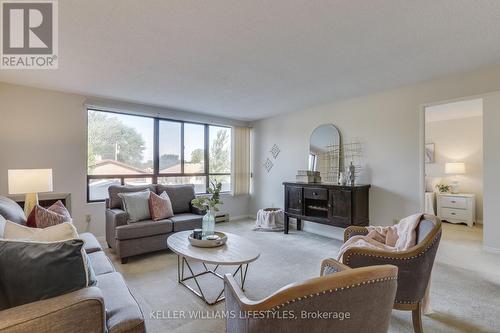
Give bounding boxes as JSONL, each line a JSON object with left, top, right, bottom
{"left": 3, "top": 220, "right": 78, "bottom": 242}
{"left": 118, "top": 189, "right": 151, "bottom": 223}
{"left": 0, "top": 197, "right": 27, "bottom": 225}
{"left": 149, "top": 191, "right": 174, "bottom": 221}
{"left": 0, "top": 238, "right": 96, "bottom": 310}
{"left": 0, "top": 215, "right": 6, "bottom": 238}
{"left": 27, "top": 200, "right": 72, "bottom": 228}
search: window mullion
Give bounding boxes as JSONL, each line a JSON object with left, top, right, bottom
{"left": 205, "top": 124, "right": 209, "bottom": 191}
{"left": 153, "top": 118, "right": 159, "bottom": 184}
{"left": 181, "top": 122, "right": 185, "bottom": 174}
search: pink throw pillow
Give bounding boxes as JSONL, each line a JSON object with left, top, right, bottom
{"left": 149, "top": 191, "right": 174, "bottom": 221}
{"left": 34, "top": 201, "right": 72, "bottom": 228}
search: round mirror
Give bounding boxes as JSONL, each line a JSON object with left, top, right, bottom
{"left": 309, "top": 124, "right": 341, "bottom": 183}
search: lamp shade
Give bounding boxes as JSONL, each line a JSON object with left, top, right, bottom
{"left": 8, "top": 169, "right": 53, "bottom": 194}
{"left": 445, "top": 162, "right": 466, "bottom": 175}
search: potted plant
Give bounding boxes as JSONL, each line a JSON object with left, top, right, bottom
{"left": 435, "top": 184, "right": 451, "bottom": 193}
{"left": 191, "top": 180, "right": 224, "bottom": 237}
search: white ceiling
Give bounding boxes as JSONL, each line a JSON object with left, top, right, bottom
{"left": 2, "top": 1, "right": 500, "bottom": 121}
{"left": 426, "top": 98, "right": 483, "bottom": 122}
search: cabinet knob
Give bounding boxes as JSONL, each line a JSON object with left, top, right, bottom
{"left": 298, "top": 200, "right": 302, "bottom": 204}
{"left": 313, "top": 192, "right": 318, "bottom": 195}
{"left": 451, "top": 212, "right": 456, "bottom": 215}
{"left": 451, "top": 200, "right": 456, "bottom": 203}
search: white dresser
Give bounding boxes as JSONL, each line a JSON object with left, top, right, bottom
{"left": 436, "top": 193, "right": 475, "bottom": 227}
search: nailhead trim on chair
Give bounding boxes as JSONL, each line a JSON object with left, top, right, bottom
{"left": 269, "top": 276, "right": 397, "bottom": 311}
{"left": 344, "top": 232, "right": 441, "bottom": 265}
{"left": 345, "top": 228, "right": 369, "bottom": 240}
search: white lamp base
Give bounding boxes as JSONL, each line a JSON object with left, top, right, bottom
{"left": 24, "top": 192, "right": 39, "bottom": 217}
{"left": 449, "top": 182, "right": 460, "bottom": 194}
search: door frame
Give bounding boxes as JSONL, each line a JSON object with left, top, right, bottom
{"left": 418, "top": 92, "right": 495, "bottom": 223}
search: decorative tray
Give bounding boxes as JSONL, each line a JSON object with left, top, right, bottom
{"left": 188, "top": 231, "right": 227, "bottom": 248}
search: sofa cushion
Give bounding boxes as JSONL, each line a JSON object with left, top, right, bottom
{"left": 156, "top": 184, "right": 195, "bottom": 214}
{"left": 108, "top": 185, "right": 156, "bottom": 209}
{"left": 79, "top": 232, "right": 103, "bottom": 253}
{"left": 170, "top": 213, "right": 202, "bottom": 232}
{"left": 96, "top": 272, "right": 145, "bottom": 333}
{"left": 115, "top": 219, "right": 173, "bottom": 240}
{"left": 88, "top": 251, "right": 115, "bottom": 276}
{"left": 0, "top": 196, "right": 26, "bottom": 225}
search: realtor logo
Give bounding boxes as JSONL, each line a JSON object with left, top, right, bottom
{"left": 1, "top": 0, "right": 58, "bottom": 69}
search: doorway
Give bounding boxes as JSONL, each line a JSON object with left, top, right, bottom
{"left": 422, "top": 98, "right": 483, "bottom": 241}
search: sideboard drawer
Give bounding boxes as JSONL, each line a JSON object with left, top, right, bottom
{"left": 441, "top": 207, "right": 469, "bottom": 221}
{"left": 440, "top": 196, "right": 467, "bottom": 209}
{"left": 304, "top": 188, "right": 328, "bottom": 200}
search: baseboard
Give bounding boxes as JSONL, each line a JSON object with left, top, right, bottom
{"left": 229, "top": 214, "right": 252, "bottom": 221}
{"left": 483, "top": 245, "right": 500, "bottom": 255}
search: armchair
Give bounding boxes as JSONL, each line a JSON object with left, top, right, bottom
{"left": 224, "top": 259, "right": 398, "bottom": 333}
{"left": 342, "top": 215, "right": 442, "bottom": 333}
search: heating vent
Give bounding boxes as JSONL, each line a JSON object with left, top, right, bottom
{"left": 215, "top": 213, "right": 230, "bottom": 223}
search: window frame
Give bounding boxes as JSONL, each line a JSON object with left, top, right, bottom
{"left": 86, "top": 108, "right": 232, "bottom": 203}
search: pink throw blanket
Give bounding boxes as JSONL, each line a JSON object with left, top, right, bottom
{"left": 337, "top": 213, "right": 433, "bottom": 314}
{"left": 337, "top": 213, "right": 423, "bottom": 261}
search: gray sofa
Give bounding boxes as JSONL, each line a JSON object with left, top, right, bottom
{"left": 106, "top": 184, "right": 203, "bottom": 264}
{"left": 0, "top": 196, "right": 145, "bottom": 333}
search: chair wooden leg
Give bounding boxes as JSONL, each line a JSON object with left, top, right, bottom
{"left": 412, "top": 302, "right": 424, "bottom": 333}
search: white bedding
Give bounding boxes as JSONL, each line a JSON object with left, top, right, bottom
{"left": 425, "top": 192, "right": 436, "bottom": 215}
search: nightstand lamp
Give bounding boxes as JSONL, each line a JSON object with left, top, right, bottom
{"left": 8, "top": 169, "right": 53, "bottom": 217}
{"left": 445, "top": 162, "right": 466, "bottom": 194}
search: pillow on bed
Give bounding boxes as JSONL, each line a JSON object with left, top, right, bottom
{"left": 425, "top": 177, "right": 442, "bottom": 192}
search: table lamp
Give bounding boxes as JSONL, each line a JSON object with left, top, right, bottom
{"left": 8, "top": 169, "right": 53, "bottom": 217}
{"left": 445, "top": 162, "right": 466, "bottom": 194}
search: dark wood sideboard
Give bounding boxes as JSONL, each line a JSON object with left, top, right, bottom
{"left": 283, "top": 182, "right": 370, "bottom": 234}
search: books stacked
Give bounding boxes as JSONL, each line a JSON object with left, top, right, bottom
{"left": 296, "top": 170, "right": 321, "bottom": 183}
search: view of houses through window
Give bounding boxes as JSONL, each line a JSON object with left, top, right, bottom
{"left": 87, "top": 109, "right": 231, "bottom": 201}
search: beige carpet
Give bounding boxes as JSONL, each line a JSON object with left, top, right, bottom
{"left": 106, "top": 219, "right": 500, "bottom": 333}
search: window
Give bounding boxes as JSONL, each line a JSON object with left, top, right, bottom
{"left": 159, "top": 121, "right": 181, "bottom": 173}
{"left": 87, "top": 109, "right": 232, "bottom": 201}
{"left": 183, "top": 123, "right": 205, "bottom": 173}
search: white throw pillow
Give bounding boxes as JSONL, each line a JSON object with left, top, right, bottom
{"left": 3, "top": 220, "right": 78, "bottom": 242}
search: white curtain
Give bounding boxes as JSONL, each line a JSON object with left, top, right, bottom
{"left": 233, "top": 126, "right": 251, "bottom": 195}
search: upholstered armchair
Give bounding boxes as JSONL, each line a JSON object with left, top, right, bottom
{"left": 342, "top": 215, "right": 442, "bottom": 333}
{"left": 224, "top": 259, "right": 398, "bottom": 333}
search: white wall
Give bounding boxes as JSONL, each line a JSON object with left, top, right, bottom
{"left": 0, "top": 83, "right": 250, "bottom": 237}
{"left": 250, "top": 64, "right": 500, "bottom": 250}
{"left": 483, "top": 94, "right": 500, "bottom": 253}
{"left": 425, "top": 116, "right": 483, "bottom": 221}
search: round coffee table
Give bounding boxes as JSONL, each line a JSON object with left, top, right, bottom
{"left": 167, "top": 230, "right": 260, "bottom": 305}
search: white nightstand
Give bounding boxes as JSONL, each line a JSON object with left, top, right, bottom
{"left": 436, "top": 193, "right": 476, "bottom": 227}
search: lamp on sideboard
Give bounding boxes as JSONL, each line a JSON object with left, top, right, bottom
{"left": 8, "top": 169, "right": 53, "bottom": 217}
{"left": 445, "top": 162, "right": 466, "bottom": 194}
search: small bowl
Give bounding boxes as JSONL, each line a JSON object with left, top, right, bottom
{"left": 188, "top": 231, "right": 227, "bottom": 248}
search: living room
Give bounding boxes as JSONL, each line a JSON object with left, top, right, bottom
{"left": 1, "top": 1, "right": 500, "bottom": 333}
